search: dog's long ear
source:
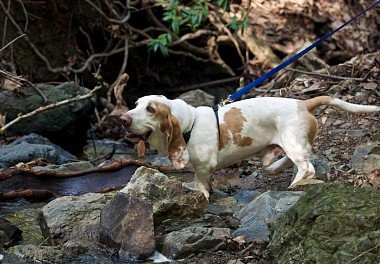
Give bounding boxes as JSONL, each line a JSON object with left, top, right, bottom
{"left": 155, "top": 103, "right": 189, "bottom": 169}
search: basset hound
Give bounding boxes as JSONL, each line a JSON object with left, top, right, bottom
{"left": 120, "top": 95, "right": 379, "bottom": 199}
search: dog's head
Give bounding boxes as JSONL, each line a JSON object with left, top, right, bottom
{"left": 120, "top": 95, "right": 189, "bottom": 169}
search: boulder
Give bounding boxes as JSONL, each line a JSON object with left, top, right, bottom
{"left": 351, "top": 144, "right": 380, "bottom": 174}
{"left": 120, "top": 166, "right": 208, "bottom": 224}
{"left": 99, "top": 193, "right": 155, "bottom": 260}
{"left": 40, "top": 193, "right": 109, "bottom": 244}
{"left": 177, "top": 89, "right": 215, "bottom": 107}
{"left": 0, "top": 82, "right": 94, "bottom": 152}
{"left": 0, "top": 133, "right": 77, "bottom": 168}
{"left": 161, "top": 227, "right": 229, "bottom": 259}
{"left": 233, "top": 191, "right": 304, "bottom": 243}
{"left": 0, "top": 217, "right": 22, "bottom": 247}
{"left": 6, "top": 240, "right": 113, "bottom": 264}
{"left": 263, "top": 183, "right": 380, "bottom": 263}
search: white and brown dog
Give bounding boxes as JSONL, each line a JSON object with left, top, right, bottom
{"left": 120, "top": 95, "right": 379, "bottom": 199}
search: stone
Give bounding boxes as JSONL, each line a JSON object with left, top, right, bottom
{"left": 120, "top": 166, "right": 208, "bottom": 224}
{"left": 0, "top": 133, "right": 77, "bottom": 168}
{"left": 99, "top": 193, "right": 155, "bottom": 260}
{"left": 6, "top": 240, "right": 113, "bottom": 264}
{"left": 292, "top": 154, "right": 330, "bottom": 182}
{"left": 177, "top": 89, "right": 215, "bottom": 107}
{"left": 161, "top": 227, "right": 228, "bottom": 259}
{"left": 160, "top": 214, "right": 228, "bottom": 234}
{"left": 263, "top": 183, "right": 380, "bottom": 264}
{"left": 40, "top": 193, "right": 109, "bottom": 245}
{"left": 234, "top": 191, "right": 304, "bottom": 243}
{"left": 0, "top": 82, "right": 94, "bottom": 152}
{"left": 0, "top": 217, "right": 22, "bottom": 247}
{"left": 351, "top": 144, "right": 380, "bottom": 174}
{"left": 234, "top": 190, "right": 262, "bottom": 205}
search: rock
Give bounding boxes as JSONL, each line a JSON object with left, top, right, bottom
{"left": 159, "top": 214, "right": 228, "bottom": 234}
{"left": 351, "top": 144, "right": 380, "bottom": 174}
{"left": 161, "top": 227, "right": 228, "bottom": 259}
{"left": 33, "top": 160, "right": 94, "bottom": 172}
{"left": 0, "top": 82, "right": 94, "bottom": 152}
{"left": 288, "top": 178, "right": 325, "bottom": 191}
{"left": 292, "top": 154, "right": 330, "bottom": 182}
{"left": 233, "top": 191, "right": 304, "bottom": 243}
{"left": 234, "top": 190, "right": 262, "bottom": 205}
{"left": 40, "top": 193, "right": 109, "bottom": 245}
{"left": 263, "top": 183, "right": 380, "bottom": 264}
{"left": 120, "top": 166, "right": 208, "bottom": 224}
{"left": 177, "top": 89, "right": 215, "bottom": 107}
{"left": 99, "top": 193, "right": 155, "bottom": 260}
{"left": 0, "top": 217, "right": 22, "bottom": 247}
{"left": 0, "top": 133, "right": 77, "bottom": 168}
{"left": 6, "top": 240, "right": 113, "bottom": 264}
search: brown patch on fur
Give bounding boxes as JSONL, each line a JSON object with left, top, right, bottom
{"left": 298, "top": 101, "right": 318, "bottom": 145}
{"left": 153, "top": 102, "right": 187, "bottom": 166}
{"left": 306, "top": 114, "right": 318, "bottom": 145}
{"left": 220, "top": 107, "right": 253, "bottom": 149}
{"left": 304, "top": 96, "right": 332, "bottom": 113}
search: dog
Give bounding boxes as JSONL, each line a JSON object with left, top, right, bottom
{"left": 120, "top": 95, "right": 379, "bottom": 199}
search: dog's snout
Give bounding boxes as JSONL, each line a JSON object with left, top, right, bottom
{"left": 120, "top": 113, "right": 132, "bottom": 124}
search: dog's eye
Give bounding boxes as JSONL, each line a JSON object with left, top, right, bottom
{"left": 146, "top": 105, "right": 155, "bottom": 113}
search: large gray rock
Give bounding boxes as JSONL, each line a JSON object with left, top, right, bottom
{"left": 161, "top": 227, "right": 229, "bottom": 259}
{"left": 99, "top": 193, "right": 155, "bottom": 260}
{"left": 0, "top": 133, "right": 77, "bottom": 168}
{"left": 263, "top": 183, "right": 380, "bottom": 264}
{"left": 0, "top": 82, "right": 94, "bottom": 152}
{"left": 120, "top": 166, "right": 208, "bottom": 224}
{"left": 6, "top": 240, "right": 113, "bottom": 264}
{"left": 233, "top": 191, "right": 304, "bottom": 243}
{"left": 351, "top": 144, "right": 380, "bottom": 173}
{"left": 40, "top": 193, "right": 109, "bottom": 245}
{"left": 177, "top": 89, "right": 215, "bottom": 107}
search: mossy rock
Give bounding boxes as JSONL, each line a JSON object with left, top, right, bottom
{"left": 263, "top": 183, "right": 380, "bottom": 264}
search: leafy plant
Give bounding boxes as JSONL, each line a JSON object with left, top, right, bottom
{"left": 148, "top": 33, "right": 172, "bottom": 56}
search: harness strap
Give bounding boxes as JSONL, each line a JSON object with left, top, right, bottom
{"left": 182, "top": 105, "right": 221, "bottom": 145}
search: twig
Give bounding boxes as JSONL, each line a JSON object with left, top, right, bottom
{"left": 83, "top": 0, "right": 130, "bottom": 24}
{"left": 0, "top": 33, "right": 25, "bottom": 53}
{"left": 0, "top": 189, "right": 58, "bottom": 201}
{"left": 345, "top": 243, "right": 380, "bottom": 264}
{"left": 0, "top": 84, "right": 102, "bottom": 134}
{"left": 286, "top": 68, "right": 368, "bottom": 81}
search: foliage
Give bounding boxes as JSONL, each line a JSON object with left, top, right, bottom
{"left": 148, "top": 0, "right": 248, "bottom": 56}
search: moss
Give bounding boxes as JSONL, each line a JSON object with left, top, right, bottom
{"left": 264, "top": 183, "right": 380, "bottom": 264}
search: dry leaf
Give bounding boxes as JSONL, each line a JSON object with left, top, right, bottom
{"left": 137, "top": 140, "right": 146, "bottom": 158}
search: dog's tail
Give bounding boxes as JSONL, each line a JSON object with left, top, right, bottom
{"left": 305, "top": 96, "right": 380, "bottom": 113}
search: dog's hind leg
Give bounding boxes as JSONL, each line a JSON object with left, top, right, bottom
{"left": 265, "top": 156, "right": 293, "bottom": 174}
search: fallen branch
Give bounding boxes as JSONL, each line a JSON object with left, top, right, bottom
{"left": 346, "top": 242, "right": 380, "bottom": 264}
{"left": 0, "top": 33, "right": 25, "bottom": 53}
{"left": 0, "top": 158, "right": 191, "bottom": 180}
{"left": 0, "top": 189, "right": 58, "bottom": 201}
{"left": 0, "top": 84, "right": 102, "bottom": 135}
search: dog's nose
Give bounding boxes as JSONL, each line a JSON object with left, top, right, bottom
{"left": 120, "top": 113, "right": 132, "bottom": 124}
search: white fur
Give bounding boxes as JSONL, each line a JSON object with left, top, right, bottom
{"left": 123, "top": 95, "right": 379, "bottom": 199}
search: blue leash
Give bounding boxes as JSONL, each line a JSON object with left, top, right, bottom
{"left": 227, "top": 0, "right": 380, "bottom": 102}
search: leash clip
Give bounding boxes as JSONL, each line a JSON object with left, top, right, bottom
{"left": 219, "top": 96, "right": 232, "bottom": 106}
